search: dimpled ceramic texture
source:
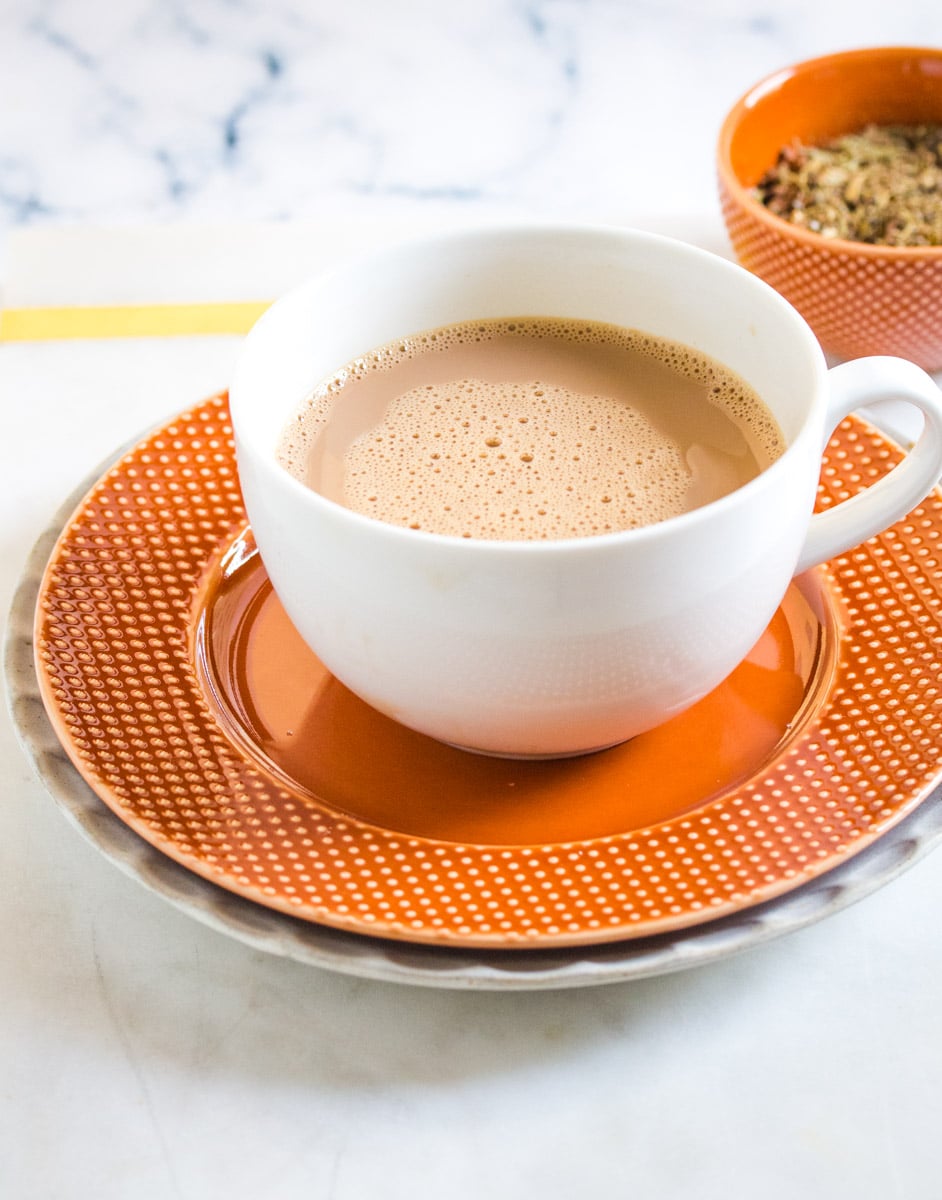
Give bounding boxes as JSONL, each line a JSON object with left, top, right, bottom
{"left": 33, "top": 396, "right": 942, "bottom": 948}
{"left": 718, "top": 47, "right": 942, "bottom": 369}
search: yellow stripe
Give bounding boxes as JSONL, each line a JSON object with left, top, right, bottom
{"left": 0, "top": 300, "right": 272, "bottom": 341}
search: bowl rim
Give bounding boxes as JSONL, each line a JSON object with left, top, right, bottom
{"left": 717, "top": 44, "right": 942, "bottom": 260}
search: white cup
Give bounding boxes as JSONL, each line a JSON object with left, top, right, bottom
{"left": 230, "top": 225, "right": 942, "bottom": 758}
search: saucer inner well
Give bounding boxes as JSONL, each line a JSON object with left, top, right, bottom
{"left": 195, "top": 532, "right": 837, "bottom": 846}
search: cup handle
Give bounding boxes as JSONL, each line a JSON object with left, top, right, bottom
{"left": 796, "top": 356, "right": 942, "bottom": 574}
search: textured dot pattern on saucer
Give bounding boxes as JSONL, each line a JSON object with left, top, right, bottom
{"left": 719, "top": 182, "right": 942, "bottom": 370}
{"left": 35, "top": 396, "right": 942, "bottom": 947}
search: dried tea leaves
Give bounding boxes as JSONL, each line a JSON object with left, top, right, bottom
{"left": 754, "top": 123, "right": 942, "bottom": 247}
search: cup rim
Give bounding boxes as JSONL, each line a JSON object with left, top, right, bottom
{"left": 717, "top": 44, "right": 942, "bottom": 260}
{"left": 231, "top": 221, "right": 828, "bottom": 553}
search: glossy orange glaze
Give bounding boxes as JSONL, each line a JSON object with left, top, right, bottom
{"left": 198, "top": 537, "right": 823, "bottom": 845}
{"left": 723, "top": 48, "right": 942, "bottom": 188}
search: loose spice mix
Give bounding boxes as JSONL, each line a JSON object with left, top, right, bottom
{"left": 754, "top": 123, "right": 942, "bottom": 247}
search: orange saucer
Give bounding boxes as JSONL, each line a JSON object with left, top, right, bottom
{"left": 33, "top": 395, "right": 942, "bottom": 948}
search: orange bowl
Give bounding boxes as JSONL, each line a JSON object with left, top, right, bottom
{"left": 717, "top": 46, "right": 942, "bottom": 369}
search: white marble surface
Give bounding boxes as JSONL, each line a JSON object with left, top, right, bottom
{"left": 1, "top": 0, "right": 941, "bottom": 268}
{"left": 3, "top": 3, "right": 942, "bottom": 1199}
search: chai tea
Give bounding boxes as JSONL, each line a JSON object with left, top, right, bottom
{"left": 277, "top": 317, "right": 784, "bottom": 540}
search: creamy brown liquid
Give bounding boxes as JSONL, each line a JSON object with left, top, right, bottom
{"left": 277, "top": 317, "right": 785, "bottom": 540}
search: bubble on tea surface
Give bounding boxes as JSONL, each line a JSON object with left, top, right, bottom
{"left": 343, "top": 374, "right": 698, "bottom": 538}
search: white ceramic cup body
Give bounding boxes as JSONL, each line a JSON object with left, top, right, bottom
{"left": 230, "top": 225, "right": 942, "bottom": 757}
